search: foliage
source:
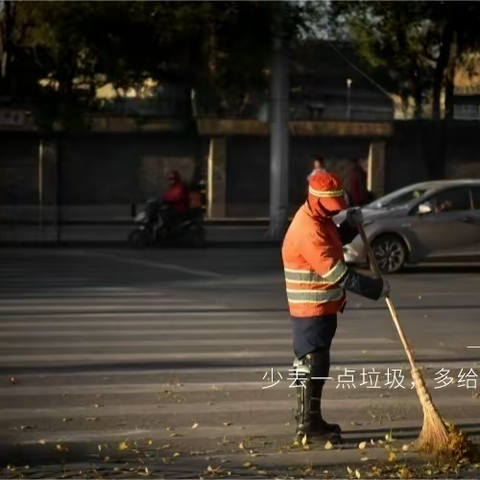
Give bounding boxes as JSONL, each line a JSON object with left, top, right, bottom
{"left": 329, "top": 1, "right": 480, "bottom": 119}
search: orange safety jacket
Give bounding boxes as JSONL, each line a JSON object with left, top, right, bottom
{"left": 282, "top": 172, "right": 349, "bottom": 317}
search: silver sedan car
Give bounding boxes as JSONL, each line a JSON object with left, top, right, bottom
{"left": 336, "top": 179, "right": 480, "bottom": 273}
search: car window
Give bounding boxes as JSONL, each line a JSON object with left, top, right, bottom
{"left": 368, "top": 187, "right": 430, "bottom": 209}
{"left": 472, "top": 187, "right": 480, "bottom": 210}
{"left": 426, "top": 188, "right": 472, "bottom": 213}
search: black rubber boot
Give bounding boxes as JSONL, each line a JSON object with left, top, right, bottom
{"left": 310, "top": 379, "right": 341, "bottom": 434}
{"left": 293, "top": 353, "right": 342, "bottom": 443}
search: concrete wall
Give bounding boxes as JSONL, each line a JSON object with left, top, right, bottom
{"left": 0, "top": 133, "right": 40, "bottom": 205}
{"left": 224, "top": 135, "right": 372, "bottom": 216}
{"left": 2, "top": 121, "right": 480, "bottom": 223}
{"left": 60, "top": 133, "right": 198, "bottom": 205}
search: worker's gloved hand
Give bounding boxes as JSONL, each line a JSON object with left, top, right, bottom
{"left": 381, "top": 278, "right": 390, "bottom": 297}
{"left": 346, "top": 207, "right": 364, "bottom": 226}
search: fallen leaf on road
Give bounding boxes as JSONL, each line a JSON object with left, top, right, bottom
{"left": 173, "top": 453, "right": 180, "bottom": 457}
{"left": 301, "top": 434, "right": 308, "bottom": 446}
{"left": 388, "top": 452, "right": 397, "bottom": 462}
{"left": 38, "top": 439, "right": 47, "bottom": 445}
{"left": 361, "top": 456, "right": 369, "bottom": 462}
{"left": 398, "top": 467, "right": 413, "bottom": 479}
{"left": 148, "top": 439, "right": 153, "bottom": 445}
{"left": 355, "top": 469, "right": 361, "bottom": 479}
{"left": 119, "top": 440, "right": 129, "bottom": 451}
{"left": 324, "top": 441, "right": 333, "bottom": 450}
{"left": 370, "top": 439, "right": 375, "bottom": 446}
{"left": 222, "top": 422, "right": 231, "bottom": 426}
{"left": 358, "top": 441, "right": 367, "bottom": 450}
{"left": 238, "top": 442, "right": 245, "bottom": 450}
{"left": 192, "top": 422, "right": 199, "bottom": 429}
{"left": 242, "top": 462, "right": 252, "bottom": 468}
{"left": 94, "top": 404, "right": 102, "bottom": 408}
{"left": 347, "top": 466, "right": 353, "bottom": 475}
{"left": 402, "top": 444, "right": 410, "bottom": 452}
{"left": 169, "top": 433, "right": 182, "bottom": 437}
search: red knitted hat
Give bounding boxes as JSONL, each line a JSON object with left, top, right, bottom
{"left": 308, "top": 171, "right": 348, "bottom": 212}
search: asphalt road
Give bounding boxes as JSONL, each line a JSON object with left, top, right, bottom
{"left": 0, "top": 247, "right": 479, "bottom": 478}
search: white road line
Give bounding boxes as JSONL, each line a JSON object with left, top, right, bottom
{"left": 0, "top": 328, "right": 291, "bottom": 336}
{"left": 10, "top": 418, "right": 480, "bottom": 446}
{"left": 75, "top": 251, "right": 223, "bottom": 279}
{"left": 0, "top": 304, "right": 224, "bottom": 313}
{"left": 0, "top": 319, "right": 287, "bottom": 328}
{"left": 5, "top": 361, "right": 478, "bottom": 379}
{"left": 0, "top": 328, "right": 375, "bottom": 337}
{"left": 0, "top": 298, "right": 191, "bottom": 305}
{"left": 0, "top": 348, "right": 455, "bottom": 363}
{"left": 0, "top": 379, "right": 444, "bottom": 396}
{"left": 0, "top": 337, "right": 395, "bottom": 348}
{"left": 0, "top": 311, "right": 289, "bottom": 320}
{"left": 1, "top": 396, "right": 478, "bottom": 421}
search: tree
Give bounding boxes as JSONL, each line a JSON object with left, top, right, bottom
{"left": 0, "top": 0, "right": 48, "bottom": 100}
{"left": 329, "top": 1, "right": 480, "bottom": 120}
{"left": 2, "top": 1, "right": 316, "bottom": 125}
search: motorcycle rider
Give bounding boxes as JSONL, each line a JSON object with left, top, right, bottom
{"left": 160, "top": 170, "right": 190, "bottom": 230}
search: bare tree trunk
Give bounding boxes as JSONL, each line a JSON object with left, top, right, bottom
{"left": 0, "top": 1, "right": 15, "bottom": 94}
{"left": 444, "top": 31, "right": 458, "bottom": 120}
{"left": 412, "top": 69, "right": 423, "bottom": 119}
{"left": 432, "top": 23, "right": 454, "bottom": 121}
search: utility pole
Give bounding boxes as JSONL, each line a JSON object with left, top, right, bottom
{"left": 346, "top": 78, "right": 352, "bottom": 120}
{"left": 268, "top": 11, "right": 289, "bottom": 239}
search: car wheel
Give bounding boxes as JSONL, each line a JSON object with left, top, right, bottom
{"left": 371, "top": 234, "right": 407, "bottom": 273}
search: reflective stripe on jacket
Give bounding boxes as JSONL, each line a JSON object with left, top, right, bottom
{"left": 282, "top": 203, "right": 348, "bottom": 317}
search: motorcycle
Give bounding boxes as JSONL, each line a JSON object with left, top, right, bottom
{"left": 128, "top": 198, "right": 206, "bottom": 249}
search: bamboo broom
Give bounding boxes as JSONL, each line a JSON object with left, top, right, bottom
{"left": 356, "top": 224, "right": 450, "bottom": 453}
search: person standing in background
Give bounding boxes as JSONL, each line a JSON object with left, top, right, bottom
{"left": 308, "top": 156, "right": 326, "bottom": 180}
{"left": 347, "top": 157, "right": 369, "bottom": 206}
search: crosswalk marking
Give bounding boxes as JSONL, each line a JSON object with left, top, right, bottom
{"left": 1, "top": 248, "right": 479, "bottom": 477}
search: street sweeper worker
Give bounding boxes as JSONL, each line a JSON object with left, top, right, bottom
{"left": 282, "top": 170, "right": 390, "bottom": 443}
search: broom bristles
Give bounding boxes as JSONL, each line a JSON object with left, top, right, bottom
{"left": 411, "top": 367, "right": 450, "bottom": 453}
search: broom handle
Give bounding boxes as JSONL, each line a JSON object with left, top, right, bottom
{"left": 357, "top": 224, "right": 417, "bottom": 371}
